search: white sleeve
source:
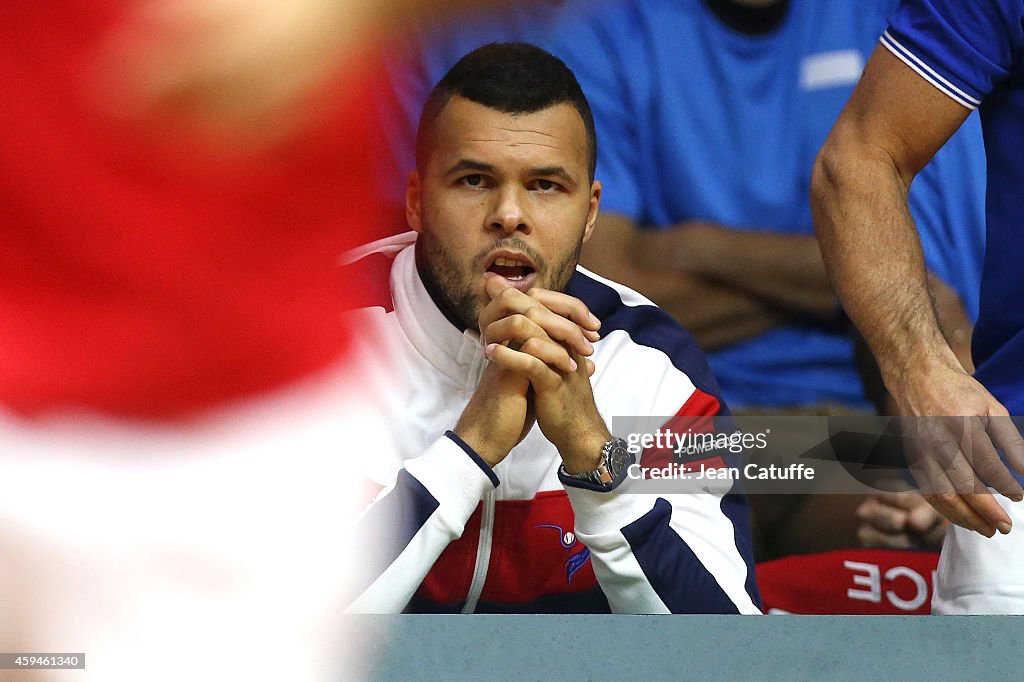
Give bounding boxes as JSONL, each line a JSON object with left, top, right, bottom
{"left": 346, "top": 432, "right": 497, "bottom": 613}
{"left": 564, "top": 482, "right": 761, "bottom": 614}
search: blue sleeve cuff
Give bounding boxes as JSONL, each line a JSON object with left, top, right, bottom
{"left": 444, "top": 430, "right": 500, "bottom": 488}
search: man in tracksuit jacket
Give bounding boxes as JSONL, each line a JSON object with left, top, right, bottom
{"left": 344, "top": 43, "right": 761, "bottom": 614}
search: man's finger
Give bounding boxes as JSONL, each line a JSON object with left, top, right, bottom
{"left": 526, "top": 288, "right": 601, "bottom": 333}
{"left": 905, "top": 500, "right": 944, "bottom": 536}
{"left": 857, "top": 524, "right": 914, "bottom": 550}
{"left": 921, "top": 515, "right": 949, "bottom": 547}
{"left": 963, "top": 488, "right": 1013, "bottom": 535}
{"left": 909, "top": 443, "right": 1000, "bottom": 535}
{"left": 906, "top": 421, "right": 967, "bottom": 495}
{"left": 923, "top": 491, "right": 997, "bottom": 537}
{"left": 522, "top": 305, "right": 595, "bottom": 357}
{"left": 483, "top": 315, "right": 576, "bottom": 373}
{"left": 874, "top": 491, "right": 925, "bottom": 511}
{"left": 966, "top": 417, "right": 1024, "bottom": 502}
{"left": 988, "top": 415, "right": 1024, "bottom": 484}
{"left": 944, "top": 437, "right": 1013, "bottom": 534}
{"left": 519, "top": 337, "right": 578, "bottom": 374}
{"left": 856, "top": 498, "right": 908, "bottom": 534}
{"left": 480, "top": 285, "right": 595, "bottom": 357}
{"left": 478, "top": 280, "right": 525, "bottom": 331}
{"left": 485, "top": 343, "right": 562, "bottom": 392}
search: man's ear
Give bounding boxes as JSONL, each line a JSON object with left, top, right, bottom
{"left": 406, "top": 170, "right": 423, "bottom": 233}
{"left": 582, "top": 180, "right": 602, "bottom": 243}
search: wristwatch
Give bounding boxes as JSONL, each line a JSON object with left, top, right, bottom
{"left": 558, "top": 437, "right": 634, "bottom": 491}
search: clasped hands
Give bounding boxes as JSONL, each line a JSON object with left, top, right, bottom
{"left": 454, "top": 275, "right": 611, "bottom": 474}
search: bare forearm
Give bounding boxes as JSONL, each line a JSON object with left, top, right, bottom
{"left": 656, "top": 276, "right": 790, "bottom": 349}
{"left": 929, "top": 274, "right": 974, "bottom": 374}
{"left": 854, "top": 273, "right": 975, "bottom": 415}
{"left": 811, "top": 45, "right": 975, "bottom": 400}
{"left": 811, "top": 137, "right": 958, "bottom": 390}
{"left": 640, "top": 225, "right": 837, "bottom": 318}
{"left": 588, "top": 262, "right": 788, "bottom": 351}
{"left": 581, "top": 214, "right": 790, "bottom": 349}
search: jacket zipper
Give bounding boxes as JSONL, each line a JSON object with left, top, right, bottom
{"left": 461, "top": 335, "right": 494, "bottom": 614}
{"left": 461, "top": 486, "right": 495, "bottom": 613}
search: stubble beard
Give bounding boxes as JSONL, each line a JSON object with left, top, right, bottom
{"left": 418, "top": 230, "right": 584, "bottom": 332}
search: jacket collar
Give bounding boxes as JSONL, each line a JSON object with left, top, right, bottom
{"left": 390, "top": 238, "right": 488, "bottom": 388}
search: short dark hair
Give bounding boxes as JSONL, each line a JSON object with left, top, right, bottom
{"left": 414, "top": 42, "right": 598, "bottom": 181}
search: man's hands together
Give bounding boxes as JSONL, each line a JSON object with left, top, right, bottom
{"left": 856, "top": 491, "right": 947, "bottom": 549}
{"left": 454, "top": 276, "right": 610, "bottom": 473}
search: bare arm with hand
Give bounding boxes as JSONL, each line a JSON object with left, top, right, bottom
{"left": 349, "top": 275, "right": 600, "bottom": 612}
{"left": 811, "top": 44, "right": 1024, "bottom": 536}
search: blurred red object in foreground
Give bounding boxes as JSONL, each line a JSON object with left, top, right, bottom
{"left": 0, "top": 0, "right": 392, "bottom": 419}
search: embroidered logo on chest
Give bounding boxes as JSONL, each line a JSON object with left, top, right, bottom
{"left": 536, "top": 523, "right": 591, "bottom": 584}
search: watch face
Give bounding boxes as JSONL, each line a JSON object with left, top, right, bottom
{"left": 607, "top": 439, "right": 632, "bottom": 476}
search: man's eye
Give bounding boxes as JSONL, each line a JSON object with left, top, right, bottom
{"left": 461, "top": 174, "right": 485, "bottom": 187}
{"left": 534, "top": 179, "right": 560, "bottom": 192}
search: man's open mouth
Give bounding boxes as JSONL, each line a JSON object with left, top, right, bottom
{"left": 486, "top": 255, "right": 536, "bottom": 282}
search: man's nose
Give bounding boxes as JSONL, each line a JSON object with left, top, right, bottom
{"left": 487, "top": 186, "right": 532, "bottom": 235}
